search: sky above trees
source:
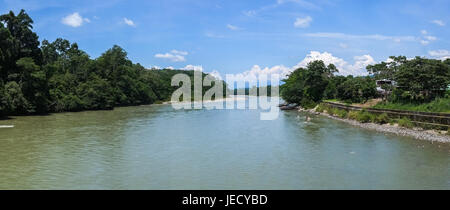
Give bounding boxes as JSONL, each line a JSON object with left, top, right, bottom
{"left": 1, "top": 0, "right": 449, "bottom": 81}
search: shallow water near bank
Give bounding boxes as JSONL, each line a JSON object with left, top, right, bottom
{"left": 0, "top": 98, "right": 449, "bottom": 189}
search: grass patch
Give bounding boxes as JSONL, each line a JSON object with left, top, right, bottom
{"left": 326, "top": 107, "right": 336, "bottom": 116}
{"left": 348, "top": 111, "right": 359, "bottom": 120}
{"left": 398, "top": 118, "right": 414, "bottom": 128}
{"left": 374, "top": 113, "right": 390, "bottom": 124}
{"left": 373, "top": 98, "right": 450, "bottom": 113}
{"left": 335, "top": 109, "right": 348, "bottom": 118}
{"left": 356, "top": 111, "right": 376, "bottom": 123}
{"left": 323, "top": 99, "right": 352, "bottom": 105}
{"left": 316, "top": 104, "right": 327, "bottom": 113}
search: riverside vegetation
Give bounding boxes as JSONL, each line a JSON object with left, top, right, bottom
{"left": 281, "top": 53, "right": 450, "bottom": 134}
{"left": 0, "top": 10, "right": 225, "bottom": 119}
{"left": 281, "top": 58, "right": 450, "bottom": 112}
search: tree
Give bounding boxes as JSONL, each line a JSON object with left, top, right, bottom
{"left": 0, "top": 10, "right": 42, "bottom": 67}
{"left": 0, "top": 10, "right": 230, "bottom": 118}
{"left": 16, "top": 57, "right": 49, "bottom": 113}
{"left": 394, "top": 57, "right": 450, "bottom": 102}
{"left": 281, "top": 60, "right": 338, "bottom": 106}
{"left": 367, "top": 56, "right": 407, "bottom": 80}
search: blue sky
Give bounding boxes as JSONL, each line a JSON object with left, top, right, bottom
{"left": 1, "top": 0, "right": 450, "bottom": 78}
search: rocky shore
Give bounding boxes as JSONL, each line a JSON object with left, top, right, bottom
{"left": 299, "top": 106, "right": 450, "bottom": 144}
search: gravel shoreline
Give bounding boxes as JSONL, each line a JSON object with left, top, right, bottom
{"left": 300, "top": 108, "right": 450, "bottom": 144}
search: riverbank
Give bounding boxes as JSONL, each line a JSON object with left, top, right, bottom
{"left": 299, "top": 106, "right": 450, "bottom": 144}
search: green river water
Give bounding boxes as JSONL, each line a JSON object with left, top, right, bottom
{"left": 0, "top": 98, "right": 449, "bottom": 189}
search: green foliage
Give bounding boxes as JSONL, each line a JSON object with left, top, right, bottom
{"left": 282, "top": 61, "right": 378, "bottom": 106}
{"left": 281, "top": 61, "right": 337, "bottom": 107}
{"left": 398, "top": 118, "right": 414, "bottom": 128}
{"left": 315, "top": 104, "right": 326, "bottom": 113}
{"left": 348, "top": 111, "right": 359, "bottom": 120}
{"left": 373, "top": 98, "right": 450, "bottom": 113}
{"left": 0, "top": 10, "right": 228, "bottom": 117}
{"left": 374, "top": 113, "right": 390, "bottom": 124}
{"left": 356, "top": 111, "right": 376, "bottom": 123}
{"left": 447, "top": 127, "right": 450, "bottom": 136}
{"left": 335, "top": 76, "right": 378, "bottom": 103}
{"left": 368, "top": 56, "right": 450, "bottom": 103}
{"left": 3, "top": 81, "right": 32, "bottom": 114}
{"left": 326, "top": 107, "right": 335, "bottom": 115}
{"left": 335, "top": 109, "right": 348, "bottom": 118}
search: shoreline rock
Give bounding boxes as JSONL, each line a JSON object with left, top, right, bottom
{"left": 300, "top": 107, "right": 450, "bottom": 144}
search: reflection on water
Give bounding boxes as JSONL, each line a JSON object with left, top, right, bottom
{"left": 0, "top": 99, "right": 449, "bottom": 189}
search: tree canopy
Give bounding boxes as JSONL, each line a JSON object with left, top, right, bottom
{"left": 0, "top": 10, "right": 226, "bottom": 118}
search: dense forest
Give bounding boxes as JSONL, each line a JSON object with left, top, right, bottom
{"left": 233, "top": 86, "right": 277, "bottom": 96}
{"left": 281, "top": 56, "right": 450, "bottom": 109}
{"left": 0, "top": 10, "right": 225, "bottom": 118}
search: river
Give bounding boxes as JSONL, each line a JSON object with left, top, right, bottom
{"left": 0, "top": 98, "right": 449, "bottom": 189}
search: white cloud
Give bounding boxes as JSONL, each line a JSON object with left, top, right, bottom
{"left": 420, "top": 40, "right": 430, "bottom": 45}
{"left": 227, "top": 24, "right": 241, "bottom": 31}
{"left": 419, "top": 32, "right": 437, "bottom": 45}
{"left": 293, "top": 51, "right": 375, "bottom": 76}
{"left": 424, "top": 36, "right": 437, "bottom": 41}
{"left": 339, "top": 43, "right": 348, "bottom": 49}
{"left": 224, "top": 51, "right": 375, "bottom": 86}
{"left": 170, "top": 50, "right": 188, "bottom": 56}
{"left": 155, "top": 50, "right": 188, "bottom": 62}
{"left": 277, "top": 0, "right": 320, "bottom": 10}
{"left": 149, "top": 66, "right": 161, "bottom": 70}
{"left": 208, "top": 70, "right": 223, "bottom": 80}
{"left": 429, "top": 50, "right": 450, "bottom": 60}
{"left": 294, "top": 16, "right": 313, "bottom": 28}
{"left": 303, "top": 32, "right": 416, "bottom": 42}
{"left": 61, "top": 12, "right": 90, "bottom": 27}
{"left": 181, "top": 51, "right": 377, "bottom": 88}
{"left": 205, "top": 32, "right": 225, "bottom": 38}
{"left": 182, "top": 65, "right": 203, "bottom": 71}
{"left": 431, "top": 20, "right": 445, "bottom": 26}
{"left": 123, "top": 18, "right": 136, "bottom": 27}
{"left": 226, "top": 65, "right": 291, "bottom": 85}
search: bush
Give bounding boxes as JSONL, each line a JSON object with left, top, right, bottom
{"left": 336, "top": 109, "right": 348, "bottom": 118}
{"left": 374, "top": 113, "right": 390, "bottom": 124}
{"left": 326, "top": 107, "right": 335, "bottom": 115}
{"left": 356, "top": 111, "right": 375, "bottom": 123}
{"left": 447, "top": 127, "right": 450, "bottom": 136}
{"left": 348, "top": 111, "right": 359, "bottom": 120}
{"left": 316, "top": 104, "right": 326, "bottom": 113}
{"left": 398, "top": 118, "right": 414, "bottom": 128}
{"left": 389, "top": 119, "right": 397, "bottom": 125}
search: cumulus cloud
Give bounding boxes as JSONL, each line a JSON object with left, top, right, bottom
{"left": 227, "top": 65, "right": 291, "bottom": 84}
{"left": 61, "top": 12, "right": 90, "bottom": 27}
{"left": 293, "top": 51, "right": 375, "bottom": 76}
{"left": 208, "top": 70, "right": 223, "bottom": 80}
{"left": 431, "top": 20, "right": 445, "bottom": 26}
{"left": 154, "top": 50, "right": 188, "bottom": 62}
{"left": 211, "top": 51, "right": 376, "bottom": 86}
{"left": 429, "top": 50, "right": 450, "bottom": 60}
{"left": 182, "top": 65, "right": 203, "bottom": 71}
{"left": 294, "top": 16, "right": 313, "bottom": 28}
{"left": 123, "top": 18, "right": 136, "bottom": 27}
